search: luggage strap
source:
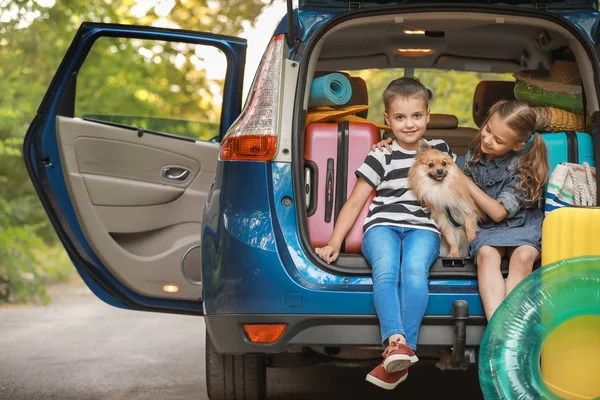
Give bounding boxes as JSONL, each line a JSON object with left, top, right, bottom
{"left": 334, "top": 121, "right": 350, "bottom": 253}
{"left": 445, "top": 206, "right": 464, "bottom": 229}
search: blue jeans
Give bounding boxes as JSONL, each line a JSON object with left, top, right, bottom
{"left": 362, "top": 226, "right": 440, "bottom": 350}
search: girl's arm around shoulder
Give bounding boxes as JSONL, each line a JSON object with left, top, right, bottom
{"left": 466, "top": 179, "right": 509, "bottom": 223}
{"left": 372, "top": 136, "right": 394, "bottom": 153}
{"left": 315, "top": 178, "right": 374, "bottom": 264}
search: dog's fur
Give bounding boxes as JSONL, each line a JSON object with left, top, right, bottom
{"left": 408, "top": 140, "right": 483, "bottom": 258}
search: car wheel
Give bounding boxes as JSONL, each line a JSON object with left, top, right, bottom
{"left": 206, "top": 330, "right": 267, "bottom": 400}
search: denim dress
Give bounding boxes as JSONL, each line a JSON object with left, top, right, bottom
{"left": 459, "top": 150, "right": 544, "bottom": 260}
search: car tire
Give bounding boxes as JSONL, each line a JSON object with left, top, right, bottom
{"left": 206, "top": 330, "right": 267, "bottom": 400}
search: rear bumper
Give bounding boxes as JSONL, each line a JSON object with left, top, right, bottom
{"left": 205, "top": 314, "right": 486, "bottom": 355}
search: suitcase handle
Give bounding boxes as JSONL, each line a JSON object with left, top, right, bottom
{"left": 304, "top": 167, "right": 312, "bottom": 210}
{"left": 325, "top": 158, "right": 335, "bottom": 222}
{"left": 304, "top": 162, "right": 318, "bottom": 216}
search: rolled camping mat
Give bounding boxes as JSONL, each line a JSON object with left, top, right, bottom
{"left": 309, "top": 73, "right": 352, "bottom": 108}
{"left": 514, "top": 80, "right": 584, "bottom": 113}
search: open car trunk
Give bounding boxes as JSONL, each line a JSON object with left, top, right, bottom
{"left": 293, "top": 5, "right": 600, "bottom": 276}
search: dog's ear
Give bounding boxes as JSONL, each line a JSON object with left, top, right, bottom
{"left": 417, "top": 139, "right": 431, "bottom": 154}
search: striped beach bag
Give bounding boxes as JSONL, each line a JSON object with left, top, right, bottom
{"left": 545, "top": 162, "right": 597, "bottom": 215}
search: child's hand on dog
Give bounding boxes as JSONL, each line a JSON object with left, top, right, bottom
{"left": 315, "top": 244, "right": 340, "bottom": 264}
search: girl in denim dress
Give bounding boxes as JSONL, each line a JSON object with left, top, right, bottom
{"left": 464, "top": 100, "right": 549, "bottom": 321}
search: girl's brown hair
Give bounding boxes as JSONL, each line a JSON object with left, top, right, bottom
{"left": 469, "top": 99, "right": 549, "bottom": 202}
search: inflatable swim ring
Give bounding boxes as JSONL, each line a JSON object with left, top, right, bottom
{"left": 479, "top": 256, "right": 600, "bottom": 399}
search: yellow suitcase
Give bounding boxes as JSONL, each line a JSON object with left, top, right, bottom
{"left": 541, "top": 207, "right": 600, "bottom": 400}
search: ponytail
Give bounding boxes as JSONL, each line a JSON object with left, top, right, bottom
{"left": 516, "top": 132, "right": 549, "bottom": 202}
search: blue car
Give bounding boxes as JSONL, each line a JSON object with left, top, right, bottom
{"left": 24, "top": 1, "right": 600, "bottom": 398}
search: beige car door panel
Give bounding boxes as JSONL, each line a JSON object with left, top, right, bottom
{"left": 109, "top": 222, "right": 200, "bottom": 257}
{"left": 81, "top": 174, "right": 185, "bottom": 206}
{"left": 93, "top": 192, "right": 204, "bottom": 233}
{"left": 57, "top": 116, "right": 217, "bottom": 300}
{"left": 74, "top": 136, "right": 200, "bottom": 187}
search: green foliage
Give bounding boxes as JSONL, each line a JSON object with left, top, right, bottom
{"left": 75, "top": 36, "right": 228, "bottom": 130}
{"left": 0, "top": 198, "right": 50, "bottom": 305}
{"left": 0, "top": 0, "right": 269, "bottom": 304}
{"left": 35, "top": 244, "right": 75, "bottom": 284}
{"left": 417, "top": 69, "right": 514, "bottom": 128}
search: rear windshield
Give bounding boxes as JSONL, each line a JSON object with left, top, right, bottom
{"left": 345, "top": 68, "right": 513, "bottom": 128}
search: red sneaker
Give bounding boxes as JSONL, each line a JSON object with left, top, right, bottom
{"left": 365, "top": 362, "right": 409, "bottom": 390}
{"left": 382, "top": 340, "right": 419, "bottom": 373}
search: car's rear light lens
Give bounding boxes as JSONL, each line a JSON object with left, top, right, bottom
{"left": 220, "top": 135, "right": 277, "bottom": 160}
{"left": 220, "top": 34, "right": 285, "bottom": 161}
{"left": 243, "top": 324, "right": 287, "bottom": 343}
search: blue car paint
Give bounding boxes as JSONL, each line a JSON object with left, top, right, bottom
{"left": 562, "top": 12, "right": 600, "bottom": 40}
{"left": 27, "top": 7, "right": 599, "bottom": 318}
{"left": 25, "top": 23, "right": 246, "bottom": 313}
{"left": 275, "top": 10, "right": 338, "bottom": 46}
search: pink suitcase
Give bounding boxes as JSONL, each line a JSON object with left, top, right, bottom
{"left": 304, "top": 121, "right": 380, "bottom": 253}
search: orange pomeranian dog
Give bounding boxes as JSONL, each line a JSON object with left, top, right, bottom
{"left": 408, "top": 140, "right": 482, "bottom": 258}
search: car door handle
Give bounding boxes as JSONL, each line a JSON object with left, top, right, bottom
{"left": 162, "top": 167, "right": 190, "bottom": 182}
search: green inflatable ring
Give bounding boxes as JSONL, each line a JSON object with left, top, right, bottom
{"left": 479, "top": 256, "right": 600, "bottom": 399}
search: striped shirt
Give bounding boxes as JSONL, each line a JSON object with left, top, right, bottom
{"left": 355, "top": 139, "right": 454, "bottom": 234}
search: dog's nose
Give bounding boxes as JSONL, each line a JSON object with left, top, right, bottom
{"left": 436, "top": 168, "right": 444, "bottom": 175}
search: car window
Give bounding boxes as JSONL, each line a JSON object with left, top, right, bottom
{"left": 346, "top": 68, "right": 514, "bottom": 128}
{"left": 75, "top": 37, "right": 226, "bottom": 142}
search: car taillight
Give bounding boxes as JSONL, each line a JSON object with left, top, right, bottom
{"left": 220, "top": 34, "right": 285, "bottom": 161}
{"left": 243, "top": 324, "right": 287, "bottom": 343}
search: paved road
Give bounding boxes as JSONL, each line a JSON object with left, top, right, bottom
{"left": 0, "top": 284, "right": 483, "bottom": 400}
